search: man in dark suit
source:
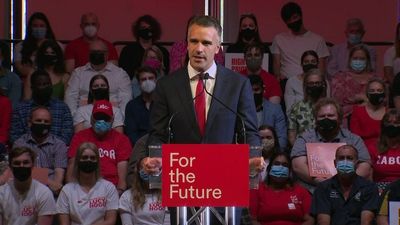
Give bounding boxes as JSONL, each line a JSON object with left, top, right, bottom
{"left": 140, "top": 15, "right": 260, "bottom": 225}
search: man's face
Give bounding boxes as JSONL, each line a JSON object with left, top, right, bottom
{"left": 11, "top": 152, "right": 33, "bottom": 168}
{"left": 245, "top": 48, "right": 262, "bottom": 61}
{"left": 30, "top": 108, "right": 51, "bottom": 127}
{"left": 80, "top": 14, "right": 99, "bottom": 31}
{"left": 138, "top": 72, "right": 156, "bottom": 85}
{"left": 33, "top": 75, "right": 51, "bottom": 90}
{"left": 334, "top": 146, "right": 357, "bottom": 167}
{"left": 187, "top": 24, "right": 221, "bottom": 72}
{"left": 89, "top": 41, "right": 108, "bottom": 67}
{"left": 345, "top": 24, "right": 364, "bottom": 38}
{"left": 316, "top": 104, "right": 339, "bottom": 122}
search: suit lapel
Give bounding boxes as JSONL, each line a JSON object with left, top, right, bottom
{"left": 206, "top": 66, "right": 226, "bottom": 132}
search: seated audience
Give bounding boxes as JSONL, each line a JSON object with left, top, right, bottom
{"left": 24, "top": 40, "right": 69, "bottom": 100}
{"left": 0, "top": 41, "right": 21, "bottom": 108}
{"left": 259, "top": 125, "right": 282, "bottom": 180}
{"left": 250, "top": 152, "right": 313, "bottom": 225}
{"left": 328, "top": 18, "right": 377, "bottom": 77}
{"left": 241, "top": 43, "right": 281, "bottom": 104}
{"left": 65, "top": 39, "right": 132, "bottom": 116}
{"left": 119, "top": 165, "right": 169, "bottom": 225}
{"left": 331, "top": 45, "right": 377, "bottom": 127}
{"left": 13, "top": 106, "right": 67, "bottom": 195}
{"left": 0, "top": 147, "right": 56, "bottom": 225}
{"left": 64, "top": 12, "right": 118, "bottom": 73}
{"left": 288, "top": 68, "right": 327, "bottom": 146}
{"left": 126, "top": 134, "right": 148, "bottom": 186}
{"left": 249, "top": 75, "right": 287, "bottom": 149}
{"left": 57, "top": 142, "right": 119, "bottom": 225}
{"left": 226, "top": 13, "right": 273, "bottom": 73}
{"left": 291, "top": 98, "right": 371, "bottom": 192}
{"left": 125, "top": 67, "right": 156, "bottom": 145}
{"left": 119, "top": 14, "right": 169, "bottom": 79}
{"left": 311, "top": 145, "right": 379, "bottom": 225}
{"left": 271, "top": 2, "right": 329, "bottom": 81}
{"left": 0, "top": 95, "right": 11, "bottom": 149}
{"left": 350, "top": 78, "right": 387, "bottom": 146}
{"left": 14, "top": 12, "right": 62, "bottom": 80}
{"left": 366, "top": 109, "right": 400, "bottom": 194}
{"left": 73, "top": 74, "right": 124, "bottom": 133}
{"left": 377, "top": 178, "right": 400, "bottom": 225}
{"left": 10, "top": 69, "right": 73, "bottom": 144}
{"left": 383, "top": 22, "right": 400, "bottom": 83}
{"left": 67, "top": 100, "right": 131, "bottom": 194}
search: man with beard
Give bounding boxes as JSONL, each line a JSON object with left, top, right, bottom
{"left": 291, "top": 98, "right": 371, "bottom": 193}
{"left": 10, "top": 70, "right": 73, "bottom": 144}
{"left": 311, "top": 145, "right": 379, "bottom": 225}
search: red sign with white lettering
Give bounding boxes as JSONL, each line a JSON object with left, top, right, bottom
{"left": 161, "top": 144, "right": 249, "bottom": 207}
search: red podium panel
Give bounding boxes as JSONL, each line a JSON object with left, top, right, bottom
{"left": 162, "top": 144, "right": 249, "bottom": 207}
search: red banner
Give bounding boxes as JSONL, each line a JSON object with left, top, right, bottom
{"left": 162, "top": 144, "right": 249, "bottom": 207}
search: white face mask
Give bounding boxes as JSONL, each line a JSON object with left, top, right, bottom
{"left": 140, "top": 79, "right": 156, "bottom": 93}
{"left": 84, "top": 25, "right": 97, "bottom": 38}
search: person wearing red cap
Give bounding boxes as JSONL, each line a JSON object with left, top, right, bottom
{"left": 66, "top": 100, "right": 132, "bottom": 195}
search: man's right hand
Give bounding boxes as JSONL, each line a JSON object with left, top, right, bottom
{"left": 141, "top": 157, "right": 162, "bottom": 174}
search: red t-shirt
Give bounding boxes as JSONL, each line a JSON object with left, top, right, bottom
{"left": 64, "top": 36, "right": 119, "bottom": 68}
{"left": 68, "top": 128, "right": 132, "bottom": 185}
{"left": 350, "top": 105, "right": 382, "bottom": 145}
{"left": 250, "top": 183, "right": 311, "bottom": 225}
{"left": 367, "top": 139, "right": 400, "bottom": 183}
{"left": 240, "top": 69, "right": 282, "bottom": 99}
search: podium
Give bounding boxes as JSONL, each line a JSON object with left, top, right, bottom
{"left": 149, "top": 144, "right": 261, "bottom": 225}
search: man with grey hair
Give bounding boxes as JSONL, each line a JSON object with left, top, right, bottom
{"left": 327, "top": 18, "right": 377, "bottom": 76}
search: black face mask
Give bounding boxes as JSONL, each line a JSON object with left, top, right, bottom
{"left": 302, "top": 63, "right": 318, "bottom": 73}
{"left": 253, "top": 93, "right": 263, "bottom": 108}
{"left": 30, "top": 123, "right": 51, "bottom": 138}
{"left": 383, "top": 125, "right": 400, "bottom": 138}
{"left": 32, "top": 86, "right": 53, "bottom": 105}
{"left": 287, "top": 19, "right": 303, "bottom": 33}
{"left": 306, "top": 86, "right": 324, "bottom": 99}
{"left": 89, "top": 52, "right": 105, "bottom": 66}
{"left": 317, "top": 118, "right": 338, "bottom": 133}
{"left": 367, "top": 93, "right": 385, "bottom": 106}
{"left": 240, "top": 28, "right": 256, "bottom": 41}
{"left": 78, "top": 161, "right": 98, "bottom": 173}
{"left": 91, "top": 88, "right": 109, "bottom": 100}
{"left": 138, "top": 28, "right": 153, "bottom": 40}
{"left": 42, "top": 54, "right": 58, "bottom": 66}
{"left": 12, "top": 167, "right": 32, "bottom": 182}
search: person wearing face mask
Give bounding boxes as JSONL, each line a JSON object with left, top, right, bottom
{"left": 66, "top": 100, "right": 131, "bottom": 196}
{"left": 64, "top": 12, "right": 118, "bottom": 73}
{"left": 311, "top": 145, "right": 379, "bottom": 225}
{"left": 328, "top": 18, "right": 377, "bottom": 77}
{"left": 288, "top": 68, "right": 327, "bottom": 146}
{"left": 24, "top": 40, "right": 70, "bottom": 101}
{"left": 119, "top": 14, "right": 170, "bottom": 79}
{"left": 366, "top": 109, "right": 400, "bottom": 194}
{"left": 119, "top": 162, "right": 169, "bottom": 225}
{"left": 240, "top": 43, "right": 282, "bottom": 104}
{"left": 0, "top": 147, "right": 57, "bottom": 225}
{"left": 249, "top": 75, "right": 287, "bottom": 150}
{"left": 57, "top": 142, "right": 119, "bottom": 225}
{"left": 250, "top": 152, "right": 314, "bottom": 225}
{"left": 350, "top": 79, "right": 387, "bottom": 147}
{"left": 11, "top": 70, "right": 73, "bottom": 145}
{"left": 271, "top": 2, "right": 329, "bottom": 83}
{"left": 14, "top": 12, "right": 63, "bottom": 81}
{"left": 124, "top": 67, "right": 157, "bottom": 145}
{"left": 65, "top": 39, "right": 132, "bottom": 116}
{"left": 258, "top": 125, "right": 281, "bottom": 180}
{"left": 73, "top": 74, "right": 124, "bottom": 133}
{"left": 291, "top": 98, "right": 372, "bottom": 193}
{"left": 331, "top": 45, "right": 377, "bottom": 127}
{"left": 13, "top": 107, "right": 67, "bottom": 196}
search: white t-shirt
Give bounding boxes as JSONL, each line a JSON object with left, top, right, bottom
{"left": 384, "top": 45, "right": 400, "bottom": 76}
{"left": 271, "top": 31, "right": 330, "bottom": 79}
{"left": 73, "top": 104, "right": 124, "bottom": 128}
{"left": 119, "top": 190, "right": 170, "bottom": 225}
{"left": 56, "top": 179, "right": 119, "bottom": 225}
{"left": 0, "top": 179, "right": 56, "bottom": 225}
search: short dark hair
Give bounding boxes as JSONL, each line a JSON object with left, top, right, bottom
{"left": 265, "top": 152, "right": 293, "bottom": 186}
{"left": 281, "top": 2, "right": 302, "bottom": 22}
{"left": 188, "top": 15, "right": 222, "bottom": 42}
{"left": 301, "top": 50, "right": 319, "bottom": 65}
{"left": 135, "top": 66, "right": 158, "bottom": 81}
{"left": 132, "top": 15, "right": 162, "bottom": 41}
{"left": 30, "top": 69, "right": 50, "bottom": 88}
{"left": 9, "top": 147, "right": 36, "bottom": 166}
{"left": 243, "top": 42, "right": 265, "bottom": 57}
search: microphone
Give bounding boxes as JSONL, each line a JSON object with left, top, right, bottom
{"left": 202, "top": 73, "right": 247, "bottom": 144}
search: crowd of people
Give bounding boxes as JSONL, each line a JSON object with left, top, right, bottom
{"left": 0, "top": 1, "right": 400, "bottom": 225}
